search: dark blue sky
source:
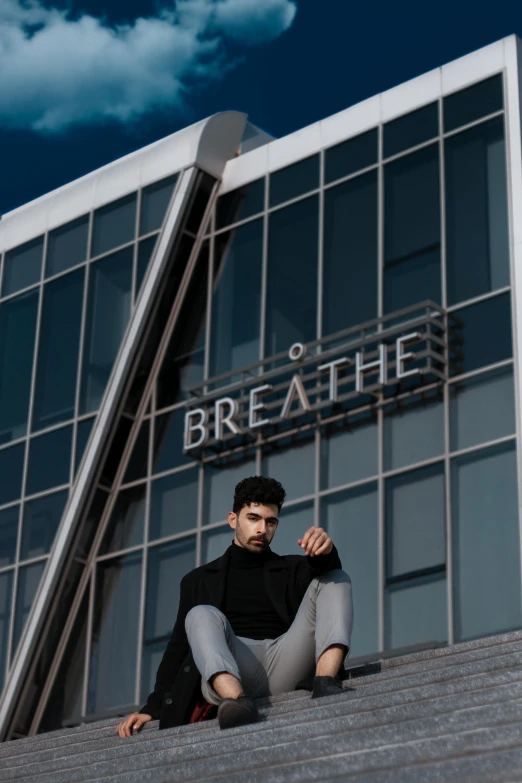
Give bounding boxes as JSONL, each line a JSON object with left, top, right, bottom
{"left": 1, "top": 0, "right": 520, "bottom": 215}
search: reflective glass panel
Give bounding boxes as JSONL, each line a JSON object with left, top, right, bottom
{"left": 269, "top": 155, "right": 319, "bottom": 207}
{"left": 384, "top": 103, "right": 439, "bottom": 159}
{"left": 384, "top": 248, "right": 441, "bottom": 313}
{"left": 386, "top": 575, "right": 447, "bottom": 649}
{"left": 216, "top": 178, "right": 265, "bottom": 229}
{"left": 32, "top": 269, "right": 85, "bottom": 431}
{"left": 452, "top": 442, "right": 521, "bottom": 641}
{"left": 325, "top": 129, "right": 378, "bottom": 185}
{"left": 80, "top": 247, "right": 133, "bottom": 414}
{"left": 321, "top": 419, "right": 378, "bottom": 489}
{"left": 0, "top": 442, "right": 24, "bottom": 505}
{"left": 75, "top": 417, "right": 95, "bottom": 474}
{"left": 140, "top": 174, "right": 178, "bottom": 235}
{"left": 386, "top": 463, "right": 445, "bottom": 578}
{"left": 444, "top": 75, "right": 503, "bottom": 133}
{"left": 323, "top": 484, "right": 379, "bottom": 658}
{"left": 210, "top": 219, "right": 263, "bottom": 377}
{"left": 46, "top": 216, "right": 89, "bottom": 277}
{"left": 445, "top": 117, "right": 509, "bottom": 305}
{"left": 149, "top": 468, "right": 198, "bottom": 540}
{"left": 263, "top": 439, "right": 315, "bottom": 503}
{"left": 153, "top": 409, "right": 193, "bottom": 474}
{"left": 203, "top": 458, "right": 256, "bottom": 526}
{"left": 450, "top": 366, "right": 515, "bottom": 451}
{"left": 0, "top": 505, "right": 18, "bottom": 566}
{"left": 383, "top": 396, "right": 444, "bottom": 471}
{"left": 21, "top": 489, "right": 68, "bottom": 561}
{"left": 323, "top": 171, "right": 378, "bottom": 334}
{"left": 202, "top": 526, "right": 234, "bottom": 564}
{"left": 0, "top": 570, "right": 13, "bottom": 692}
{"left": 91, "top": 193, "right": 136, "bottom": 258}
{"left": 3, "top": 237, "right": 43, "bottom": 297}
{"left": 88, "top": 553, "right": 142, "bottom": 714}
{"left": 26, "top": 425, "right": 72, "bottom": 496}
{"left": 266, "top": 196, "right": 318, "bottom": 356}
{"left": 451, "top": 293, "right": 512, "bottom": 376}
{"left": 136, "top": 235, "right": 157, "bottom": 298}
{"left": 272, "top": 502, "right": 313, "bottom": 557}
{"left": 13, "top": 560, "right": 45, "bottom": 654}
{"left": 123, "top": 421, "right": 149, "bottom": 484}
{"left": 0, "top": 291, "right": 38, "bottom": 444}
{"left": 99, "top": 484, "right": 145, "bottom": 555}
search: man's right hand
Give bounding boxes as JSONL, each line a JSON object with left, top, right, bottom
{"left": 116, "top": 712, "right": 152, "bottom": 738}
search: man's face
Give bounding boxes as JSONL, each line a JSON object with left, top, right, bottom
{"left": 228, "top": 502, "right": 279, "bottom": 552}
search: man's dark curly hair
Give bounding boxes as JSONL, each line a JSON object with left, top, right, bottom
{"left": 233, "top": 475, "right": 286, "bottom": 514}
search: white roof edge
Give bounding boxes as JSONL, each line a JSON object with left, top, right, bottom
{"left": 220, "top": 35, "right": 518, "bottom": 195}
{"left": 0, "top": 111, "right": 247, "bottom": 254}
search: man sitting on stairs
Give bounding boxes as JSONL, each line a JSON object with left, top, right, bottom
{"left": 117, "top": 475, "right": 354, "bottom": 735}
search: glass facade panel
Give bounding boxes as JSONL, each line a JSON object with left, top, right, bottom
{"left": 446, "top": 117, "right": 509, "bottom": 305}
{"left": 136, "top": 235, "right": 157, "bottom": 297}
{"left": 46, "top": 216, "right": 89, "bottom": 277}
{"left": 269, "top": 155, "right": 319, "bottom": 207}
{"left": 384, "top": 248, "right": 441, "bottom": 314}
{"left": 383, "top": 103, "right": 439, "bottom": 159}
{"left": 140, "top": 175, "right": 178, "bottom": 235}
{"left": 203, "top": 458, "right": 256, "bottom": 526}
{"left": 123, "top": 421, "right": 149, "bottom": 484}
{"left": 99, "top": 485, "right": 145, "bottom": 556}
{"left": 263, "top": 440, "right": 315, "bottom": 502}
{"left": 323, "top": 171, "right": 378, "bottom": 334}
{"left": 386, "top": 463, "right": 445, "bottom": 578}
{"left": 266, "top": 196, "right": 318, "bottom": 356}
{"left": 321, "top": 419, "right": 378, "bottom": 489}
{"left": 88, "top": 553, "right": 142, "bottom": 714}
{"left": 80, "top": 247, "right": 133, "bottom": 414}
{"left": 0, "top": 291, "right": 38, "bottom": 444}
{"left": 0, "top": 506, "right": 18, "bottom": 566}
{"left": 323, "top": 485, "right": 379, "bottom": 658}
{"left": 149, "top": 468, "right": 198, "bottom": 540}
{"left": 450, "top": 366, "right": 515, "bottom": 451}
{"left": 386, "top": 575, "right": 447, "bottom": 649}
{"left": 444, "top": 75, "right": 503, "bottom": 133}
{"left": 202, "top": 526, "right": 233, "bottom": 564}
{"left": 75, "top": 417, "right": 95, "bottom": 474}
{"left": 32, "top": 270, "right": 84, "bottom": 431}
{"left": 325, "top": 129, "right": 378, "bottom": 184}
{"left": 452, "top": 442, "right": 521, "bottom": 641}
{"left": 91, "top": 194, "right": 136, "bottom": 259}
{"left": 210, "top": 219, "right": 263, "bottom": 377}
{"left": 0, "top": 443, "right": 25, "bottom": 506}
{"left": 13, "top": 560, "right": 45, "bottom": 653}
{"left": 216, "top": 178, "right": 265, "bottom": 229}
{"left": 21, "top": 490, "right": 68, "bottom": 561}
{"left": 383, "top": 397, "right": 444, "bottom": 471}
{"left": 451, "top": 293, "right": 512, "bottom": 376}
{"left": 153, "top": 410, "right": 193, "bottom": 474}
{"left": 2, "top": 237, "right": 43, "bottom": 297}
{"left": 272, "top": 502, "right": 313, "bottom": 557}
{"left": 26, "top": 425, "right": 72, "bottom": 496}
{"left": 0, "top": 570, "right": 13, "bottom": 692}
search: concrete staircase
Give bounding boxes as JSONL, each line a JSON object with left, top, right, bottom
{"left": 3, "top": 630, "right": 522, "bottom": 782}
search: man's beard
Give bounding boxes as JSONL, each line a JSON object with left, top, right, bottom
{"left": 236, "top": 524, "right": 269, "bottom": 552}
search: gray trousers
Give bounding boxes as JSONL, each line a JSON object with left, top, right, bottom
{"left": 185, "top": 569, "right": 353, "bottom": 705}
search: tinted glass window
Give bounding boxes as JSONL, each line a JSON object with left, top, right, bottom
{"left": 263, "top": 440, "right": 315, "bottom": 503}
{"left": 0, "top": 571, "right": 13, "bottom": 692}
{"left": 88, "top": 553, "right": 142, "bottom": 714}
{"left": 383, "top": 396, "right": 444, "bottom": 471}
{"left": 99, "top": 484, "right": 145, "bottom": 555}
{"left": 75, "top": 417, "right": 95, "bottom": 474}
{"left": 0, "top": 443, "right": 25, "bottom": 506}
{"left": 203, "top": 458, "right": 256, "bottom": 526}
{"left": 325, "top": 129, "right": 378, "bottom": 184}
{"left": 135, "top": 235, "right": 157, "bottom": 298}
{"left": 80, "top": 247, "right": 133, "bottom": 414}
{"left": 452, "top": 442, "right": 521, "bottom": 641}
{"left": 149, "top": 468, "right": 198, "bottom": 540}
{"left": 323, "top": 171, "right": 378, "bottom": 334}
{"left": 444, "top": 75, "right": 503, "bottom": 133}
{"left": 26, "top": 425, "right": 72, "bottom": 496}
{"left": 450, "top": 366, "right": 515, "bottom": 452}
{"left": 0, "top": 506, "right": 18, "bottom": 566}
{"left": 445, "top": 117, "right": 509, "bottom": 305}
{"left": 216, "top": 179, "right": 265, "bottom": 229}
{"left": 140, "top": 175, "right": 178, "bottom": 235}
{"left": 384, "top": 103, "right": 438, "bottom": 159}
{"left": 210, "top": 219, "right": 263, "bottom": 377}
{"left": 32, "top": 269, "right": 85, "bottom": 431}
{"left": 0, "top": 291, "right": 38, "bottom": 444}
{"left": 266, "top": 196, "right": 318, "bottom": 356}
{"left": 21, "top": 489, "right": 68, "bottom": 560}
{"left": 451, "top": 293, "right": 512, "bottom": 376}
{"left": 46, "top": 216, "right": 89, "bottom": 277}
{"left": 91, "top": 194, "right": 137, "bottom": 258}
{"left": 153, "top": 409, "right": 193, "bottom": 474}
{"left": 270, "top": 155, "right": 319, "bottom": 207}
{"left": 386, "top": 575, "right": 447, "bottom": 649}
{"left": 384, "top": 248, "right": 441, "bottom": 314}
{"left": 321, "top": 419, "right": 378, "bottom": 490}
{"left": 13, "top": 560, "right": 45, "bottom": 654}
{"left": 123, "top": 421, "right": 149, "bottom": 484}
{"left": 323, "top": 485, "right": 379, "bottom": 657}
{"left": 272, "top": 502, "right": 313, "bottom": 557}
{"left": 2, "top": 237, "right": 43, "bottom": 297}
{"left": 202, "top": 526, "right": 233, "bottom": 564}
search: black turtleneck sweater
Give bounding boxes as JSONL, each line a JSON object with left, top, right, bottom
{"left": 224, "top": 544, "right": 288, "bottom": 640}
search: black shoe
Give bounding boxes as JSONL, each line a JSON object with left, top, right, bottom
{"left": 311, "top": 675, "right": 344, "bottom": 699}
{"left": 217, "top": 695, "right": 260, "bottom": 730}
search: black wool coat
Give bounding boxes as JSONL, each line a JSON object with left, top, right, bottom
{"left": 140, "top": 542, "right": 342, "bottom": 729}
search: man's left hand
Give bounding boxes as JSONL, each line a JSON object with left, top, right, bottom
{"left": 298, "top": 527, "right": 333, "bottom": 557}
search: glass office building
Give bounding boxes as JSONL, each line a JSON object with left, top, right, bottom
{"left": 2, "top": 36, "right": 522, "bottom": 739}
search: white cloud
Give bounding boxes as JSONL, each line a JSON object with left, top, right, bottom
{"left": 0, "top": 0, "right": 297, "bottom": 132}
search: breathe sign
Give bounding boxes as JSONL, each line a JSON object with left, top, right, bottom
{"left": 182, "top": 302, "right": 452, "bottom": 455}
